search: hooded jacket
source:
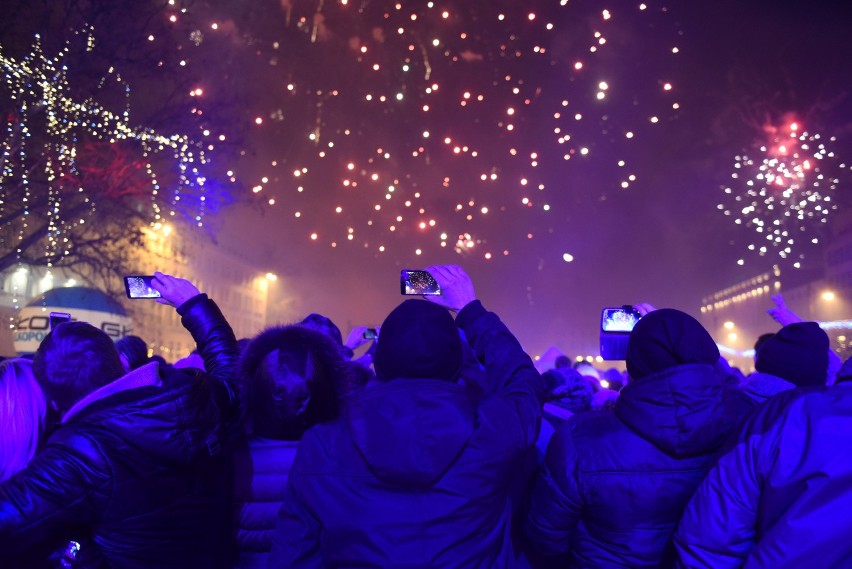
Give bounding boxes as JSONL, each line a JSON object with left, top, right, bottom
{"left": 231, "top": 324, "right": 353, "bottom": 569}
{"left": 525, "top": 309, "right": 740, "bottom": 568}
{"left": 267, "top": 300, "right": 542, "bottom": 568}
{"left": 525, "top": 364, "right": 735, "bottom": 568}
{"left": 674, "top": 382, "right": 852, "bottom": 569}
{"left": 0, "top": 294, "right": 239, "bottom": 569}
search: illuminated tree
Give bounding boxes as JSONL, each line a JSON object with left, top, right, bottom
{"left": 0, "top": 0, "right": 245, "bottom": 290}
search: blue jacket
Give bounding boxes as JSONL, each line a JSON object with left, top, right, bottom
{"left": 268, "top": 300, "right": 542, "bottom": 568}
{"left": 231, "top": 437, "right": 299, "bottom": 569}
{"left": 0, "top": 294, "right": 239, "bottom": 569}
{"left": 525, "top": 362, "right": 738, "bottom": 568}
{"left": 674, "top": 383, "right": 852, "bottom": 569}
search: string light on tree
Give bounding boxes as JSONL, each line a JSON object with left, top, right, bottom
{"left": 0, "top": 33, "right": 214, "bottom": 266}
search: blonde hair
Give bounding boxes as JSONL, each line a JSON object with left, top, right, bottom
{"left": 0, "top": 358, "right": 45, "bottom": 482}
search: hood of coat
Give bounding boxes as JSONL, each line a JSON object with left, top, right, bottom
{"left": 346, "top": 378, "right": 475, "bottom": 486}
{"left": 615, "top": 363, "right": 730, "bottom": 457}
{"left": 62, "top": 363, "right": 223, "bottom": 464}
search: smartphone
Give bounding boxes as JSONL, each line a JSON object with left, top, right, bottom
{"left": 124, "top": 275, "right": 161, "bottom": 299}
{"left": 400, "top": 269, "right": 441, "bottom": 295}
{"left": 49, "top": 311, "right": 72, "bottom": 330}
{"left": 363, "top": 328, "right": 378, "bottom": 340}
{"left": 601, "top": 307, "right": 642, "bottom": 333}
{"left": 600, "top": 306, "right": 641, "bottom": 360}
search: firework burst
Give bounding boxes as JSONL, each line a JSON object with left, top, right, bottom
{"left": 720, "top": 118, "right": 847, "bottom": 268}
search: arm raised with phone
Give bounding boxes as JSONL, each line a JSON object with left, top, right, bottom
{"left": 270, "top": 264, "right": 542, "bottom": 568}
{"left": 422, "top": 265, "right": 476, "bottom": 313}
{"left": 425, "top": 263, "right": 541, "bottom": 440}
{"left": 150, "top": 271, "right": 239, "bottom": 406}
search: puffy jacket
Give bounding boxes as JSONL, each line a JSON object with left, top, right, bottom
{"left": 674, "top": 383, "right": 852, "bottom": 569}
{"left": 525, "top": 362, "right": 739, "bottom": 568}
{"left": 0, "top": 294, "right": 239, "bottom": 569}
{"left": 231, "top": 437, "right": 299, "bottom": 569}
{"left": 268, "top": 300, "right": 542, "bottom": 568}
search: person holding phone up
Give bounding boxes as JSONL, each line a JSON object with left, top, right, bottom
{"left": 269, "top": 264, "right": 542, "bottom": 568}
{"left": 0, "top": 272, "right": 240, "bottom": 569}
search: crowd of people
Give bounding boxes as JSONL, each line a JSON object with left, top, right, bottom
{"left": 0, "top": 265, "right": 850, "bottom": 568}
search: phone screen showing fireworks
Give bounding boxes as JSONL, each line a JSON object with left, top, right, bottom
{"left": 124, "top": 276, "right": 161, "bottom": 299}
{"left": 400, "top": 270, "right": 441, "bottom": 296}
{"left": 601, "top": 307, "right": 641, "bottom": 333}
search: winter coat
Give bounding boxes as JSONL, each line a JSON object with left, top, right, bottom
{"left": 736, "top": 371, "right": 796, "bottom": 406}
{"left": 267, "top": 300, "right": 542, "bottom": 568}
{"left": 231, "top": 436, "right": 299, "bottom": 569}
{"left": 674, "top": 383, "right": 852, "bottom": 569}
{"left": 0, "top": 294, "right": 239, "bottom": 569}
{"left": 525, "top": 362, "right": 739, "bottom": 568}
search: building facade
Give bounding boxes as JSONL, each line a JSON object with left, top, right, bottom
{"left": 0, "top": 222, "right": 294, "bottom": 359}
{"left": 699, "top": 211, "right": 852, "bottom": 373}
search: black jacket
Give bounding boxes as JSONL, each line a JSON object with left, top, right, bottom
{"left": 0, "top": 294, "right": 239, "bottom": 569}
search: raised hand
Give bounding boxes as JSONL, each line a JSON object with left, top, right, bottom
{"left": 151, "top": 271, "right": 202, "bottom": 308}
{"left": 634, "top": 303, "right": 657, "bottom": 317}
{"left": 345, "top": 325, "right": 375, "bottom": 350}
{"left": 422, "top": 264, "right": 476, "bottom": 312}
{"left": 767, "top": 293, "right": 803, "bottom": 327}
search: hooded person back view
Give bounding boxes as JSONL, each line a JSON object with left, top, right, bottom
{"left": 675, "top": 355, "right": 852, "bottom": 569}
{"left": 268, "top": 265, "right": 542, "bottom": 568}
{"left": 231, "top": 324, "right": 352, "bottom": 569}
{"left": 526, "top": 308, "right": 743, "bottom": 568}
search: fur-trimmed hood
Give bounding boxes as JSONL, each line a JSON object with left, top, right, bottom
{"left": 238, "top": 324, "right": 353, "bottom": 439}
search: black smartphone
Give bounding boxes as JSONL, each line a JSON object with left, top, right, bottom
{"left": 124, "top": 276, "right": 161, "bottom": 299}
{"left": 49, "top": 311, "right": 72, "bottom": 330}
{"left": 400, "top": 269, "right": 441, "bottom": 295}
{"left": 363, "top": 328, "right": 378, "bottom": 340}
{"left": 600, "top": 306, "right": 642, "bottom": 360}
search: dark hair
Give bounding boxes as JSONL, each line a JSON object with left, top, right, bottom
{"left": 554, "top": 355, "right": 571, "bottom": 369}
{"left": 33, "top": 322, "right": 125, "bottom": 415}
{"left": 115, "top": 335, "right": 149, "bottom": 370}
{"left": 542, "top": 367, "right": 593, "bottom": 411}
{"left": 299, "top": 313, "right": 354, "bottom": 358}
{"left": 300, "top": 313, "right": 344, "bottom": 345}
{"left": 239, "top": 325, "right": 345, "bottom": 440}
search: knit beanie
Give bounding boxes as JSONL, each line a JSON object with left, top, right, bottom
{"left": 374, "top": 299, "right": 462, "bottom": 381}
{"left": 755, "top": 321, "right": 828, "bottom": 387}
{"left": 626, "top": 308, "right": 720, "bottom": 380}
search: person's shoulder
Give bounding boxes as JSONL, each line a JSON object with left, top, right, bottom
{"left": 43, "top": 425, "right": 112, "bottom": 477}
{"left": 738, "top": 385, "right": 829, "bottom": 438}
{"left": 550, "top": 409, "right": 622, "bottom": 448}
{"left": 287, "top": 418, "right": 349, "bottom": 477}
{"left": 566, "top": 408, "right": 621, "bottom": 431}
{"left": 752, "top": 385, "right": 822, "bottom": 415}
{"left": 296, "top": 417, "right": 346, "bottom": 452}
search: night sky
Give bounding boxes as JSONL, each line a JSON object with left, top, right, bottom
{"left": 3, "top": 0, "right": 852, "bottom": 357}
